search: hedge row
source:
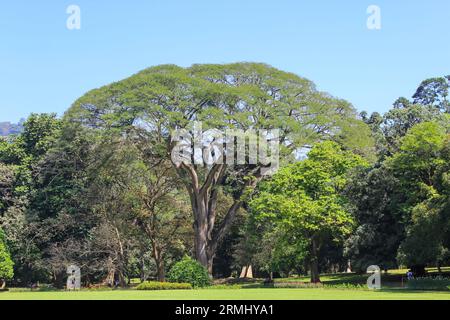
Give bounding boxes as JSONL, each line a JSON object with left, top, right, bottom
{"left": 136, "top": 281, "right": 193, "bottom": 290}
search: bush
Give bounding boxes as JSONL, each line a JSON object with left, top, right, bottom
{"left": 324, "top": 283, "right": 367, "bottom": 290}
{"left": 406, "top": 277, "right": 450, "bottom": 291}
{"left": 167, "top": 256, "right": 211, "bottom": 288}
{"left": 136, "top": 281, "right": 192, "bottom": 290}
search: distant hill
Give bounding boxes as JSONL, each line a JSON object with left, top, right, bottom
{"left": 0, "top": 120, "right": 24, "bottom": 136}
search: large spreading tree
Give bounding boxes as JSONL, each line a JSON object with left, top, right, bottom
{"left": 65, "top": 63, "right": 372, "bottom": 273}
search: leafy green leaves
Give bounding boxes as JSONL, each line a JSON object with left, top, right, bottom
{"left": 251, "top": 141, "right": 367, "bottom": 242}
{"left": 390, "top": 121, "right": 450, "bottom": 267}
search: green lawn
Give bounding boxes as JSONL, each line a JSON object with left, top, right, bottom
{"left": 3, "top": 268, "right": 449, "bottom": 300}
{"left": 1, "top": 288, "right": 450, "bottom": 300}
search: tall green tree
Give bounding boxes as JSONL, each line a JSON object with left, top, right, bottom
{"left": 344, "top": 165, "right": 406, "bottom": 272}
{"left": 0, "top": 114, "right": 62, "bottom": 285}
{"left": 89, "top": 135, "right": 192, "bottom": 282}
{"left": 390, "top": 121, "right": 450, "bottom": 273}
{"left": 66, "top": 63, "right": 373, "bottom": 273}
{"left": 362, "top": 76, "right": 449, "bottom": 159}
{"left": 349, "top": 77, "right": 450, "bottom": 273}
{"left": 250, "top": 141, "right": 367, "bottom": 282}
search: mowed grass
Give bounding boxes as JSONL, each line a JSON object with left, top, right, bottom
{"left": 1, "top": 288, "right": 450, "bottom": 300}
{"left": 2, "top": 268, "right": 449, "bottom": 300}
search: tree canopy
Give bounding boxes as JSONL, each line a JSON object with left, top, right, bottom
{"left": 65, "top": 63, "right": 373, "bottom": 272}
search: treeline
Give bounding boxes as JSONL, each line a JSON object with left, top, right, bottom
{"left": 0, "top": 64, "right": 448, "bottom": 286}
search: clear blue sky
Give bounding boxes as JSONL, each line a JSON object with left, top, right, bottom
{"left": 1, "top": 0, "right": 449, "bottom": 122}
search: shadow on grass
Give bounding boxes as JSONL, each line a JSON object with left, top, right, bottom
{"left": 376, "top": 288, "right": 450, "bottom": 294}
{"left": 233, "top": 272, "right": 450, "bottom": 293}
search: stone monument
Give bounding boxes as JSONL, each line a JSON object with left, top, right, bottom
{"left": 66, "top": 265, "right": 81, "bottom": 290}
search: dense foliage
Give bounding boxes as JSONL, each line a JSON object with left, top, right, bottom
{"left": 346, "top": 75, "right": 450, "bottom": 275}
{"left": 249, "top": 141, "right": 367, "bottom": 282}
{"left": 0, "top": 65, "right": 448, "bottom": 286}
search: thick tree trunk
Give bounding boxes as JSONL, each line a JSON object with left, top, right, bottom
{"left": 155, "top": 256, "right": 166, "bottom": 282}
{"left": 193, "top": 198, "right": 242, "bottom": 275}
{"left": 151, "top": 242, "right": 166, "bottom": 282}
{"left": 156, "top": 263, "right": 166, "bottom": 282}
{"left": 207, "top": 256, "right": 214, "bottom": 276}
{"left": 176, "top": 162, "right": 260, "bottom": 276}
{"left": 118, "top": 271, "right": 127, "bottom": 287}
{"left": 411, "top": 265, "right": 426, "bottom": 277}
{"left": 194, "top": 208, "right": 210, "bottom": 269}
{"left": 310, "top": 236, "right": 321, "bottom": 283}
{"left": 53, "top": 270, "right": 66, "bottom": 289}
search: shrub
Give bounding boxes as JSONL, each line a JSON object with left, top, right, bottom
{"left": 167, "top": 256, "right": 211, "bottom": 288}
{"left": 136, "top": 281, "right": 192, "bottom": 290}
{"left": 406, "top": 277, "right": 450, "bottom": 291}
